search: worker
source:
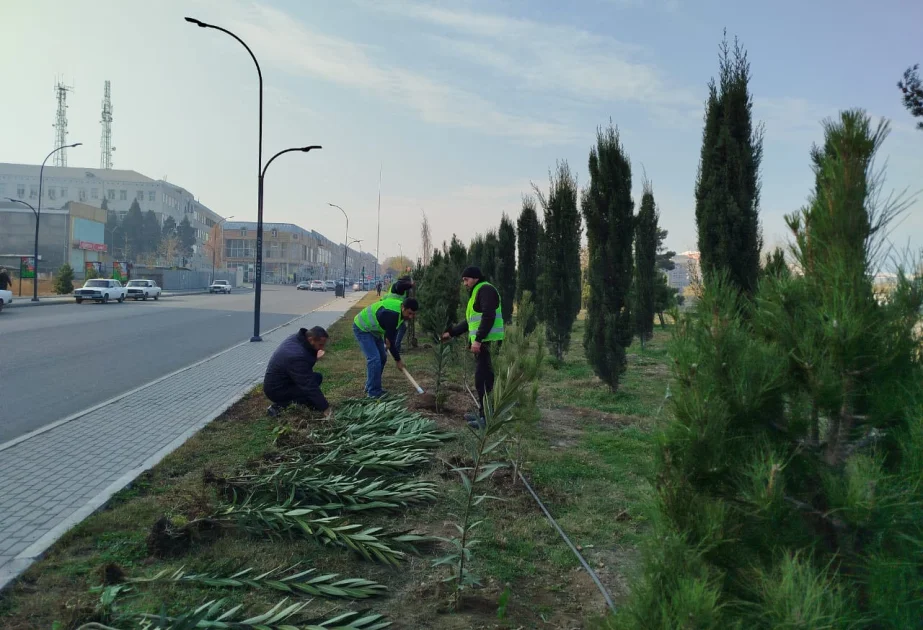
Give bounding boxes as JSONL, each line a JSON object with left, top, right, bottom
{"left": 442, "top": 266, "right": 504, "bottom": 429}
{"left": 263, "top": 326, "right": 331, "bottom": 417}
{"left": 384, "top": 275, "right": 415, "bottom": 350}
{"left": 353, "top": 296, "right": 419, "bottom": 398}
{"left": 376, "top": 281, "right": 383, "bottom": 297}
{"left": 0, "top": 268, "right": 11, "bottom": 291}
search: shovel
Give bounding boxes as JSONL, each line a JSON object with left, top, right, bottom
{"left": 399, "top": 365, "right": 425, "bottom": 394}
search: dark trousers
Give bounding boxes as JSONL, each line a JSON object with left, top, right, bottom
{"left": 266, "top": 373, "right": 323, "bottom": 408}
{"left": 475, "top": 341, "right": 501, "bottom": 418}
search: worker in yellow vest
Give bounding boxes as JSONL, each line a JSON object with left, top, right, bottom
{"left": 353, "top": 296, "right": 419, "bottom": 398}
{"left": 441, "top": 266, "right": 504, "bottom": 428}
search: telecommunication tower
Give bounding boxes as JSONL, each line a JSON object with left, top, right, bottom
{"left": 52, "top": 79, "right": 74, "bottom": 166}
{"left": 100, "top": 80, "right": 114, "bottom": 169}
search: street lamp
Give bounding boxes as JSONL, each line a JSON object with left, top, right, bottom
{"left": 32, "top": 143, "right": 81, "bottom": 301}
{"left": 348, "top": 238, "right": 363, "bottom": 288}
{"left": 327, "top": 203, "right": 349, "bottom": 299}
{"left": 6, "top": 198, "right": 36, "bottom": 296}
{"left": 211, "top": 215, "right": 234, "bottom": 283}
{"left": 186, "top": 16, "right": 321, "bottom": 342}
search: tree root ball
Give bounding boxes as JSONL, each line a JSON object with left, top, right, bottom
{"left": 415, "top": 392, "right": 438, "bottom": 408}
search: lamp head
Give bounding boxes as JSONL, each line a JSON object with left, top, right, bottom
{"left": 70, "top": 143, "right": 82, "bottom": 148}
{"left": 300, "top": 145, "right": 322, "bottom": 152}
{"left": 185, "top": 17, "right": 208, "bottom": 27}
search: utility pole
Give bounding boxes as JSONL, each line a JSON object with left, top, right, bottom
{"left": 100, "top": 80, "right": 114, "bottom": 169}
{"left": 53, "top": 79, "right": 74, "bottom": 167}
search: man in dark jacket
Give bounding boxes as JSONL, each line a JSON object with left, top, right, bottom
{"left": 442, "top": 266, "right": 504, "bottom": 429}
{"left": 0, "top": 268, "right": 11, "bottom": 291}
{"left": 263, "top": 326, "right": 331, "bottom": 417}
{"left": 385, "top": 275, "right": 414, "bottom": 351}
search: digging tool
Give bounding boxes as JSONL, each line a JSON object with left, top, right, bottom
{"left": 399, "top": 365, "right": 425, "bottom": 395}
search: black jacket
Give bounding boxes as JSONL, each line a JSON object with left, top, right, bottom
{"left": 389, "top": 279, "right": 413, "bottom": 297}
{"left": 449, "top": 281, "right": 500, "bottom": 343}
{"left": 263, "top": 329, "right": 329, "bottom": 410}
{"left": 0, "top": 271, "right": 10, "bottom": 291}
{"left": 374, "top": 306, "right": 403, "bottom": 361}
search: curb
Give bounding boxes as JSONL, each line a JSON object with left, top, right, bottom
{"left": 0, "top": 293, "right": 364, "bottom": 592}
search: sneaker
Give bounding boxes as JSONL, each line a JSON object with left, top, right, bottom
{"left": 464, "top": 412, "right": 486, "bottom": 430}
{"left": 267, "top": 404, "right": 282, "bottom": 418}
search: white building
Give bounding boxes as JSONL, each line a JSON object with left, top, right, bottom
{"left": 0, "top": 163, "right": 222, "bottom": 266}
{"left": 666, "top": 251, "right": 701, "bottom": 291}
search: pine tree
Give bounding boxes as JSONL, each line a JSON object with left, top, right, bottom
{"left": 178, "top": 216, "right": 197, "bottom": 258}
{"left": 535, "top": 161, "right": 582, "bottom": 361}
{"left": 621, "top": 110, "right": 923, "bottom": 628}
{"left": 121, "top": 200, "right": 144, "bottom": 259}
{"left": 761, "top": 246, "right": 790, "bottom": 280}
{"left": 482, "top": 230, "right": 499, "bottom": 281}
{"left": 516, "top": 196, "right": 541, "bottom": 303}
{"left": 897, "top": 63, "right": 923, "bottom": 130}
{"left": 695, "top": 32, "right": 764, "bottom": 296}
{"left": 497, "top": 214, "right": 516, "bottom": 323}
{"left": 447, "top": 235, "right": 467, "bottom": 274}
{"left": 468, "top": 235, "right": 485, "bottom": 270}
{"left": 104, "top": 210, "right": 121, "bottom": 257}
{"left": 417, "top": 249, "right": 459, "bottom": 337}
{"left": 582, "top": 125, "right": 634, "bottom": 388}
{"left": 141, "top": 210, "right": 161, "bottom": 254}
{"left": 634, "top": 179, "right": 658, "bottom": 342}
{"left": 54, "top": 263, "right": 74, "bottom": 294}
{"left": 655, "top": 228, "right": 676, "bottom": 271}
{"left": 162, "top": 215, "right": 177, "bottom": 239}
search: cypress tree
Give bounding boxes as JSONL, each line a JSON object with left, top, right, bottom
{"left": 656, "top": 227, "right": 676, "bottom": 271}
{"left": 468, "top": 235, "right": 485, "bottom": 270}
{"left": 447, "top": 235, "right": 467, "bottom": 274}
{"left": 516, "top": 196, "right": 541, "bottom": 303}
{"left": 417, "top": 249, "right": 458, "bottom": 337}
{"left": 535, "top": 161, "right": 582, "bottom": 361}
{"left": 482, "top": 230, "right": 499, "bottom": 281}
{"left": 497, "top": 214, "right": 517, "bottom": 323}
{"left": 634, "top": 179, "right": 658, "bottom": 342}
{"left": 582, "top": 124, "right": 634, "bottom": 389}
{"left": 695, "top": 32, "right": 764, "bottom": 296}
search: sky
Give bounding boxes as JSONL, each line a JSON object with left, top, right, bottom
{"left": 2, "top": 0, "right": 921, "bottom": 267}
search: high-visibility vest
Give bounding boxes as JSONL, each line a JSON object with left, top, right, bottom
{"left": 383, "top": 281, "right": 407, "bottom": 301}
{"left": 354, "top": 298, "right": 403, "bottom": 337}
{"left": 466, "top": 282, "right": 504, "bottom": 342}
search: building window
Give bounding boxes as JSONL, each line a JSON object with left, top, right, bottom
{"left": 91, "top": 188, "right": 99, "bottom": 199}
{"left": 18, "top": 184, "right": 26, "bottom": 197}
{"left": 30, "top": 186, "right": 38, "bottom": 199}
{"left": 271, "top": 229, "right": 278, "bottom": 237}
{"left": 78, "top": 188, "right": 87, "bottom": 201}
{"left": 120, "top": 190, "right": 127, "bottom": 200}
{"left": 108, "top": 189, "right": 115, "bottom": 200}
{"left": 241, "top": 227, "right": 247, "bottom": 236}
{"left": 61, "top": 187, "right": 67, "bottom": 197}
{"left": 293, "top": 232, "right": 298, "bottom": 240}
{"left": 148, "top": 191, "right": 155, "bottom": 202}
{"left": 48, "top": 187, "right": 56, "bottom": 200}
{"left": 136, "top": 190, "right": 143, "bottom": 201}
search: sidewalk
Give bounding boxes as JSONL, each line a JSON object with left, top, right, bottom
{"left": 5, "top": 286, "right": 250, "bottom": 309}
{"left": 0, "top": 293, "right": 364, "bottom": 591}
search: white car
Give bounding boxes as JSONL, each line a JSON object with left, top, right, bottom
{"left": 0, "top": 288, "right": 11, "bottom": 313}
{"left": 75, "top": 278, "right": 127, "bottom": 304}
{"left": 309, "top": 280, "right": 325, "bottom": 291}
{"left": 209, "top": 280, "right": 232, "bottom": 294}
{"left": 126, "top": 279, "right": 162, "bottom": 301}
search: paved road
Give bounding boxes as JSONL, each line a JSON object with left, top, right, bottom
{"left": 0, "top": 287, "right": 348, "bottom": 443}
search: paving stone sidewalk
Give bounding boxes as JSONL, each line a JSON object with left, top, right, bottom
{"left": 0, "top": 293, "right": 363, "bottom": 590}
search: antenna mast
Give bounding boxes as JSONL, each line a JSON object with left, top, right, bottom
{"left": 100, "top": 80, "right": 114, "bottom": 169}
{"left": 53, "top": 78, "right": 74, "bottom": 166}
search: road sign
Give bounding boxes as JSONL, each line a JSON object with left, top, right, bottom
{"left": 20, "top": 256, "right": 35, "bottom": 279}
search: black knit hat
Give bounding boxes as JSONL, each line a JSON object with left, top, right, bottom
{"left": 461, "top": 266, "right": 483, "bottom": 280}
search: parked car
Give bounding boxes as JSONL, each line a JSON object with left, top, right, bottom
{"left": 0, "top": 288, "right": 11, "bottom": 313}
{"left": 324, "top": 280, "right": 336, "bottom": 291}
{"left": 296, "top": 281, "right": 310, "bottom": 290}
{"left": 125, "top": 279, "right": 162, "bottom": 301}
{"left": 75, "top": 279, "right": 127, "bottom": 304}
{"left": 309, "top": 280, "right": 325, "bottom": 292}
{"left": 209, "top": 280, "right": 232, "bottom": 294}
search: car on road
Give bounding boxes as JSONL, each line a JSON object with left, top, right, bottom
{"left": 0, "top": 288, "right": 11, "bottom": 313}
{"left": 309, "top": 280, "right": 325, "bottom": 291}
{"left": 209, "top": 280, "right": 232, "bottom": 294}
{"left": 75, "top": 279, "right": 127, "bottom": 304}
{"left": 296, "top": 281, "right": 310, "bottom": 290}
{"left": 325, "top": 280, "right": 336, "bottom": 291}
{"left": 126, "top": 279, "right": 162, "bottom": 301}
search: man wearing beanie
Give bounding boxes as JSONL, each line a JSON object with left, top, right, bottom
{"left": 441, "top": 266, "right": 504, "bottom": 429}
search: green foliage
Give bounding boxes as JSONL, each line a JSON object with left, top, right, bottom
{"left": 655, "top": 227, "right": 676, "bottom": 272}
{"left": 761, "top": 247, "right": 790, "bottom": 281}
{"left": 122, "top": 199, "right": 145, "bottom": 259}
{"left": 85, "top": 265, "right": 99, "bottom": 280}
{"left": 582, "top": 124, "right": 634, "bottom": 389}
{"left": 497, "top": 214, "right": 517, "bottom": 323}
{"left": 162, "top": 215, "right": 177, "bottom": 239}
{"left": 105, "top": 210, "right": 121, "bottom": 256}
{"left": 652, "top": 272, "right": 680, "bottom": 327}
{"left": 897, "top": 63, "right": 923, "bottom": 130}
{"left": 620, "top": 110, "right": 923, "bottom": 628}
{"left": 695, "top": 32, "right": 764, "bottom": 297}
{"left": 634, "top": 179, "right": 658, "bottom": 342}
{"left": 468, "top": 234, "right": 485, "bottom": 270}
{"left": 142, "top": 209, "right": 162, "bottom": 254}
{"left": 447, "top": 234, "right": 467, "bottom": 272}
{"left": 482, "top": 230, "right": 499, "bottom": 281}
{"left": 516, "top": 196, "right": 542, "bottom": 313}
{"left": 54, "top": 263, "right": 75, "bottom": 294}
{"left": 416, "top": 250, "right": 458, "bottom": 336}
{"left": 178, "top": 216, "right": 197, "bottom": 257}
{"left": 535, "top": 161, "right": 582, "bottom": 360}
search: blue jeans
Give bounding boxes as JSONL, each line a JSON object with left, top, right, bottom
{"left": 353, "top": 323, "right": 387, "bottom": 397}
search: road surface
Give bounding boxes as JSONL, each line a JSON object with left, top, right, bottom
{"left": 0, "top": 286, "right": 347, "bottom": 442}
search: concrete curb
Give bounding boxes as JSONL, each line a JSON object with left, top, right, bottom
{"left": 0, "top": 292, "right": 364, "bottom": 592}
{"left": 4, "top": 287, "right": 252, "bottom": 309}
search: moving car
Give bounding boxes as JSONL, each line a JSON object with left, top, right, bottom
{"left": 126, "top": 279, "right": 162, "bottom": 301}
{"left": 324, "top": 280, "right": 336, "bottom": 291}
{"left": 209, "top": 280, "right": 232, "bottom": 294}
{"left": 0, "top": 288, "right": 11, "bottom": 313}
{"left": 75, "top": 279, "right": 127, "bottom": 304}
{"left": 296, "top": 281, "right": 310, "bottom": 290}
{"left": 309, "top": 280, "right": 325, "bottom": 291}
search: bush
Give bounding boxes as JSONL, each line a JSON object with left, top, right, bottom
{"left": 54, "top": 263, "right": 75, "bottom": 294}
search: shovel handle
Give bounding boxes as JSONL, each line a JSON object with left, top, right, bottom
{"left": 400, "top": 366, "right": 425, "bottom": 394}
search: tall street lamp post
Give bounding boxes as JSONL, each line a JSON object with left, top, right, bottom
{"left": 211, "top": 215, "right": 234, "bottom": 284}
{"left": 33, "top": 143, "right": 81, "bottom": 301}
{"left": 348, "top": 238, "right": 363, "bottom": 288}
{"left": 327, "top": 203, "right": 349, "bottom": 299}
{"left": 186, "top": 17, "right": 321, "bottom": 342}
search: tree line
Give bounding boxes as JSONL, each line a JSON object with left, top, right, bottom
{"left": 103, "top": 197, "right": 197, "bottom": 265}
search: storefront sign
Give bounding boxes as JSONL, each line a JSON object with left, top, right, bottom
{"left": 112, "top": 261, "right": 125, "bottom": 282}
{"left": 78, "top": 241, "right": 108, "bottom": 252}
{"left": 20, "top": 256, "right": 35, "bottom": 279}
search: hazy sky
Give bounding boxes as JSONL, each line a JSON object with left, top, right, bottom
{"left": 3, "top": 0, "right": 921, "bottom": 265}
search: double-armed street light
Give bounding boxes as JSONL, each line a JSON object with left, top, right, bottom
{"left": 185, "top": 16, "right": 322, "bottom": 342}
{"left": 327, "top": 203, "right": 349, "bottom": 298}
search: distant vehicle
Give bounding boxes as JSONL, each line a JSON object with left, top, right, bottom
{"left": 209, "top": 280, "right": 232, "bottom": 294}
{"left": 0, "top": 288, "right": 11, "bottom": 313}
{"left": 126, "top": 279, "right": 161, "bottom": 301}
{"left": 296, "top": 281, "right": 311, "bottom": 290}
{"left": 309, "top": 280, "right": 325, "bottom": 291}
{"left": 75, "top": 279, "right": 127, "bottom": 304}
{"left": 325, "top": 280, "right": 336, "bottom": 291}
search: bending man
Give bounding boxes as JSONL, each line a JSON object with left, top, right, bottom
{"left": 353, "top": 296, "right": 419, "bottom": 398}
{"left": 442, "top": 266, "right": 504, "bottom": 429}
{"left": 263, "top": 326, "right": 331, "bottom": 417}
